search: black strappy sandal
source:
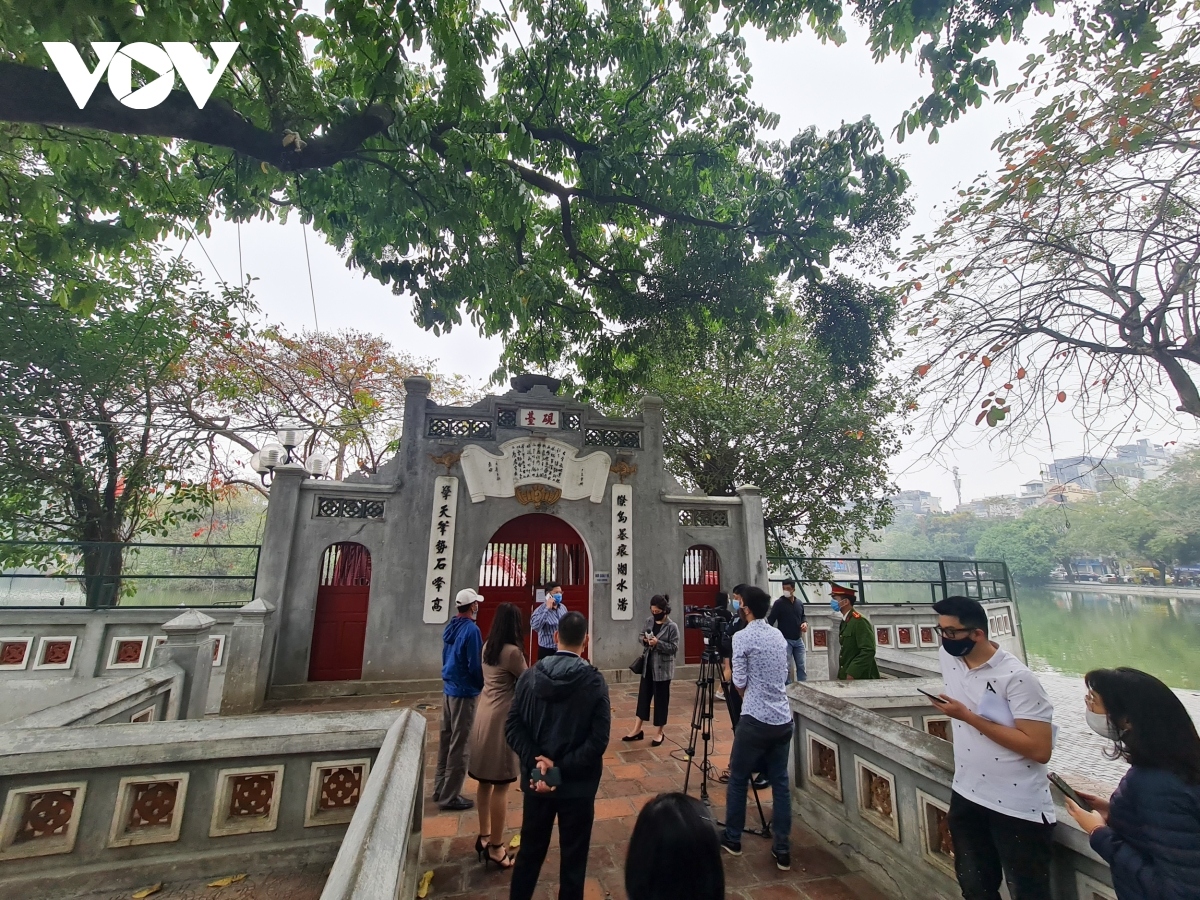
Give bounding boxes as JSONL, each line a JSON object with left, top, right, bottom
{"left": 484, "top": 843, "right": 515, "bottom": 870}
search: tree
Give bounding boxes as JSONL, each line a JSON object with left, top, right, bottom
{"left": 0, "top": 0, "right": 1091, "bottom": 378}
{"left": 0, "top": 247, "right": 239, "bottom": 604}
{"left": 900, "top": 0, "right": 1200, "bottom": 444}
{"left": 597, "top": 315, "right": 900, "bottom": 559}
{"left": 183, "top": 326, "right": 472, "bottom": 485}
{"left": 974, "top": 515, "right": 1060, "bottom": 581}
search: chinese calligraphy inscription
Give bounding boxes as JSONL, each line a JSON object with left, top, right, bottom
{"left": 423, "top": 476, "right": 459, "bottom": 624}
{"left": 611, "top": 484, "right": 633, "bottom": 620}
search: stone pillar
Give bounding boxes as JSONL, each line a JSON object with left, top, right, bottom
{"left": 154, "top": 609, "right": 216, "bottom": 719}
{"left": 736, "top": 484, "right": 769, "bottom": 591}
{"left": 219, "top": 598, "right": 277, "bottom": 715}
{"left": 827, "top": 617, "right": 841, "bottom": 682}
{"left": 256, "top": 464, "right": 307, "bottom": 686}
{"left": 402, "top": 376, "right": 432, "bottom": 478}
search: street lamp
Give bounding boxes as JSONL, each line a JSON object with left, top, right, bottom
{"left": 252, "top": 433, "right": 332, "bottom": 486}
{"left": 304, "top": 449, "right": 332, "bottom": 478}
{"left": 275, "top": 422, "right": 305, "bottom": 463}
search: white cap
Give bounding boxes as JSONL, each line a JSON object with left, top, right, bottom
{"left": 455, "top": 588, "right": 484, "bottom": 608}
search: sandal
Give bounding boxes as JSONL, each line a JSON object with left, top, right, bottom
{"left": 484, "top": 843, "right": 515, "bottom": 870}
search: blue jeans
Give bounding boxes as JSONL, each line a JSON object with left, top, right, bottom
{"left": 785, "top": 637, "right": 807, "bottom": 684}
{"left": 723, "top": 715, "right": 793, "bottom": 856}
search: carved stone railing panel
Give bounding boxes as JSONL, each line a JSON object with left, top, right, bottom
{"left": 678, "top": 508, "right": 729, "bottom": 527}
{"left": 427, "top": 417, "right": 493, "bottom": 440}
{"left": 584, "top": 428, "right": 640, "bottom": 448}
{"left": 316, "top": 497, "right": 386, "bottom": 519}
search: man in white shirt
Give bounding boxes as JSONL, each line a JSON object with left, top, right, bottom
{"left": 929, "top": 595, "right": 1055, "bottom": 900}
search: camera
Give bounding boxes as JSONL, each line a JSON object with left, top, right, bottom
{"left": 684, "top": 606, "right": 731, "bottom": 663}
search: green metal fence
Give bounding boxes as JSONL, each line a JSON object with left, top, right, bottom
{"left": 0, "top": 541, "right": 260, "bottom": 608}
{"left": 767, "top": 555, "right": 1015, "bottom": 606}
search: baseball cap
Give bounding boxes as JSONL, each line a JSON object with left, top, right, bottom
{"left": 455, "top": 588, "right": 484, "bottom": 608}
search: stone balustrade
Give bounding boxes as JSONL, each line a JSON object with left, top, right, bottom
{"left": 0, "top": 709, "right": 416, "bottom": 900}
{"left": 788, "top": 681, "right": 1117, "bottom": 900}
{"left": 5, "top": 662, "right": 185, "bottom": 728}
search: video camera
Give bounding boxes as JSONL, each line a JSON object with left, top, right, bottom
{"left": 684, "top": 605, "right": 732, "bottom": 663}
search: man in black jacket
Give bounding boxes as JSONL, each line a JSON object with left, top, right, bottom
{"left": 767, "top": 578, "right": 808, "bottom": 683}
{"left": 506, "top": 611, "right": 611, "bottom": 900}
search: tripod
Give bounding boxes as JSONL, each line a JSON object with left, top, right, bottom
{"left": 681, "top": 647, "right": 770, "bottom": 838}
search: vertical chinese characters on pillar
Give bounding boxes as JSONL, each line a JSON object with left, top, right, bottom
{"left": 611, "top": 484, "right": 633, "bottom": 620}
{"left": 423, "top": 476, "right": 459, "bottom": 624}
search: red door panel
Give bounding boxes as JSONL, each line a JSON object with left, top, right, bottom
{"left": 683, "top": 546, "right": 721, "bottom": 663}
{"left": 480, "top": 515, "right": 589, "bottom": 660}
{"left": 308, "top": 542, "right": 372, "bottom": 681}
{"left": 309, "top": 585, "right": 369, "bottom": 680}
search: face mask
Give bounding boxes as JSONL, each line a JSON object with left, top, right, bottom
{"left": 941, "top": 635, "right": 976, "bottom": 657}
{"left": 653, "top": 611, "right": 664, "bottom": 621}
{"left": 551, "top": 593, "right": 562, "bottom": 602}
{"left": 731, "top": 598, "right": 741, "bottom": 612}
{"left": 1086, "top": 709, "right": 1121, "bottom": 740}
{"left": 829, "top": 599, "right": 841, "bottom": 611}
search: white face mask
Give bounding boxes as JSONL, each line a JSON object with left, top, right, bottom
{"left": 1085, "top": 709, "right": 1120, "bottom": 741}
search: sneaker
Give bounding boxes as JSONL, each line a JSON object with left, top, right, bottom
{"left": 719, "top": 836, "right": 742, "bottom": 856}
{"left": 772, "top": 849, "right": 791, "bottom": 871}
{"left": 439, "top": 795, "right": 474, "bottom": 811}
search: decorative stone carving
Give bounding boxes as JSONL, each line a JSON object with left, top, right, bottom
{"left": 209, "top": 765, "right": 285, "bottom": 837}
{"left": 515, "top": 483, "right": 562, "bottom": 509}
{"left": 428, "top": 450, "right": 462, "bottom": 474}
{"left": 875, "top": 626, "right": 893, "bottom": 648}
{"left": 316, "top": 497, "right": 386, "bottom": 518}
{"left": 925, "top": 716, "right": 953, "bottom": 743}
{"left": 854, "top": 756, "right": 900, "bottom": 841}
{"left": 304, "top": 758, "right": 371, "bottom": 827}
{"left": 806, "top": 733, "right": 842, "bottom": 801}
{"left": 895, "top": 624, "right": 917, "bottom": 648}
{"left": 918, "top": 624, "right": 939, "bottom": 647}
{"left": 811, "top": 627, "right": 829, "bottom": 649}
{"left": 107, "top": 636, "right": 148, "bottom": 669}
{"left": 108, "top": 774, "right": 190, "bottom": 848}
{"left": 917, "top": 789, "right": 955, "bottom": 878}
{"left": 427, "top": 416, "right": 492, "bottom": 439}
{"left": 33, "top": 636, "right": 77, "bottom": 670}
{"left": 610, "top": 460, "right": 638, "bottom": 484}
{"left": 0, "top": 637, "right": 31, "bottom": 669}
{"left": 0, "top": 782, "right": 87, "bottom": 860}
{"left": 460, "top": 437, "right": 611, "bottom": 504}
{"left": 678, "top": 508, "right": 728, "bottom": 527}
{"left": 584, "top": 428, "right": 640, "bottom": 448}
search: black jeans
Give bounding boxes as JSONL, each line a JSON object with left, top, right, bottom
{"left": 635, "top": 675, "right": 671, "bottom": 726}
{"left": 537, "top": 644, "right": 556, "bottom": 661}
{"left": 947, "top": 791, "right": 1054, "bottom": 900}
{"left": 509, "top": 792, "right": 595, "bottom": 900}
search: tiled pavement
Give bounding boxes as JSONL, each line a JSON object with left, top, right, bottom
{"left": 313, "top": 680, "right": 888, "bottom": 900}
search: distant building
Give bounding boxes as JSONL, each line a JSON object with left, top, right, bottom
{"left": 1038, "top": 483, "right": 1098, "bottom": 506}
{"left": 894, "top": 489, "right": 942, "bottom": 515}
{"left": 1113, "top": 439, "right": 1172, "bottom": 480}
{"left": 961, "top": 495, "right": 1021, "bottom": 518}
{"left": 1016, "top": 480, "right": 1049, "bottom": 508}
{"left": 1047, "top": 455, "right": 1144, "bottom": 494}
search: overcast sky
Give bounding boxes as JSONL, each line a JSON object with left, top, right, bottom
{"left": 180, "top": 12, "right": 1197, "bottom": 508}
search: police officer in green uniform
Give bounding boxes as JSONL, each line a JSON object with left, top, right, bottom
{"left": 832, "top": 583, "right": 880, "bottom": 680}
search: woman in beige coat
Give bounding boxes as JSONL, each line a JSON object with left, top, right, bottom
{"left": 467, "top": 601, "right": 527, "bottom": 869}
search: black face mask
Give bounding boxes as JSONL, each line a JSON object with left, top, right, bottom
{"left": 942, "top": 635, "right": 976, "bottom": 657}
{"left": 653, "top": 613, "right": 665, "bottom": 622}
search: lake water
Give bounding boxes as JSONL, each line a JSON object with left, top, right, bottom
{"left": 1016, "top": 586, "right": 1200, "bottom": 690}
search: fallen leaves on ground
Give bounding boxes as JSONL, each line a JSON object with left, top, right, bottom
{"left": 416, "top": 870, "right": 434, "bottom": 899}
{"left": 207, "top": 874, "right": 247, "bottom": 887}
{"left": 131, "top": 885, "right": 162, "bottom": 899}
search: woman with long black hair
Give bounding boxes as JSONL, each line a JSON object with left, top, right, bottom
{"left": 467, "top": 602, "right": 527, "bottom": 869}
{"left": 623, "top": 594, "right": 679, "bottom": 747}
{"left": 625, "top": 792, "right": 724, "bottom": 900}
{"left": 1065, "top": 667, "right": 1200, "bottom": 900}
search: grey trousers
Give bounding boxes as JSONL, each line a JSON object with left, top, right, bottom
{"left": 432, "top": 694, "right": 478, "bottom": 805}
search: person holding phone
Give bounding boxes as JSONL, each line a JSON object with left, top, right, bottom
{"left": 930, "top": 595, "right": 1056, "bottom": 900}
{"left": 530, "top": 581, "right": 568, "bottom": 661}
{"left": 1063, "top": 667, "right": 1200, "bottom": 900}
{"left": 623, "top": 595, "right": 679, "bottom": 746}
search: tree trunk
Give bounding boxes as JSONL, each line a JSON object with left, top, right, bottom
{"left": 81, "top": 541, "right": 123, "bottom": 608}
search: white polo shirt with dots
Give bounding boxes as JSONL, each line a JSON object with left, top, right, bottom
{"left": 939, "top": 645, "right": 1057, "bottom": 823}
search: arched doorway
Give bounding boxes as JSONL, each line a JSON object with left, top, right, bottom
{"left": 478, "top": 514, "right": 589, "bottom": 660}
{"left": 682, "top": 545, "right": 721, "bottom": 663}
{"left": 309, "top": 542, "right": 371, "bottom": 681}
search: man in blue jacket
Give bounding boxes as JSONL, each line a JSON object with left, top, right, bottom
{"left": 433, "top": 587, "right": 485, "bottom": 811}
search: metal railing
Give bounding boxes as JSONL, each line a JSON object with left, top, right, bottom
{"left": 0, "top": 540, "right": 260, "bottom": 608}
{"left": 767, "top": 555, "right": 1014, "bottom": 605}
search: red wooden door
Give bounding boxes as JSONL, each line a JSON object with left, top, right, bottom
{"left": 682, "top": 545, "right": 721, "bottom": 663}
{"left": 478, "top": 514, "right": 589, "bottom": 660}
{"left": 309, "top": 543, "right": 371, "bottom": 681}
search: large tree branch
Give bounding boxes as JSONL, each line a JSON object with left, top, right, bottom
{"left": 0, "top": 62, "right": 394, "bottom": 171}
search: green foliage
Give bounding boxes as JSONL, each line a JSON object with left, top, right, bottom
{"left": 975, "top": 516, "right": 1060, "bottom": 579}
{"left": 594, "top": 316, "right": 901, "bottom": 556}
{"left": 5, "top": 0, "right": 1097, "bottom": 380}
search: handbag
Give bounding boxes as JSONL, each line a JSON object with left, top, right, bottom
{"left": 629, "top": 651, "right": 646, "bottom": 675}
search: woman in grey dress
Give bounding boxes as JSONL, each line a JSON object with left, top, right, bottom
{"left": 467, "top": 602, "right": 527, "bottom": 868}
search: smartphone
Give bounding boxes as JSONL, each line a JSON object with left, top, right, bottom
{"left": 530, "top": 767, "right": 562, "bottom": 788}
{"left": 917, "top": 686, "right": 948, "bottom": 704}
{"left": 1048, "top": 772, "right": 1093, "bottom": 811}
